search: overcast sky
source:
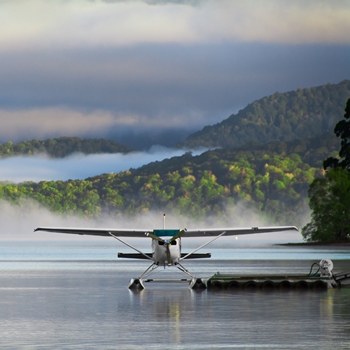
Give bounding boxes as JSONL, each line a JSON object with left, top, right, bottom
{"left": 0, "top": 0, "right": 350, "bottom": 149}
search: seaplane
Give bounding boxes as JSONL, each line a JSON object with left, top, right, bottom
{"left": 34, "top": 216, "right": 298, "bottom": 289}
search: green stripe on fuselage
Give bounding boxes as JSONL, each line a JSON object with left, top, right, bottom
{"left": 153, "top": 229, "right": 180, "bottom": 237}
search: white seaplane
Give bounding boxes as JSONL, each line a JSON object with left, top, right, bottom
{"left": 34, "top": 218, "right": 298, "bottom": 289}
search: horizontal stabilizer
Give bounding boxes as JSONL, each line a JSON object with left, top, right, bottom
{"left": 181, "top": 253, "right": 211, "bottom": 259}
{"left": 118, "top": 252, "right": 153, "bottom": 260}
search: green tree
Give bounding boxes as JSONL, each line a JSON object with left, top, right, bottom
{"left": 323, "top": 98, "right": 350, "bottom": 170}
{"left": 303, "top": 98, "right": 350, "bottom": 242}
{"left": 302, "top": 168, "right": 350, "bottom": 242}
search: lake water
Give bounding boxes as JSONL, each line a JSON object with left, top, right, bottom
{"left": 1, "top": 241, "right": 350, "bottom": 349}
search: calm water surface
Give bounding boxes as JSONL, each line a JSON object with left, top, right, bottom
{"left": 1, "top": 241, "right": 350, "bottom": 349}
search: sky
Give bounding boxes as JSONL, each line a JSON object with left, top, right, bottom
{"left": 0, "top": 0, "right": 349, "bottom": 149}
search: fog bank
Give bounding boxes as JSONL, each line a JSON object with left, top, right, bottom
{"left": 0, "top": 200, "right": 304, "bottom": 243}
{"left": 0, "top": 147, "right": 208, "bottom": 182}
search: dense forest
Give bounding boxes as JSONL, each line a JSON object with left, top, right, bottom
{"left": 179, "top": 80, "right": 350, "bottom": 149}
{"left": 0, "top": 137, "right": 133, "bottom": 158}
{"left": 0, "top": 132, "right": 339, "bottom": 226}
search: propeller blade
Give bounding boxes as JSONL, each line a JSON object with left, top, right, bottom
{"left": 166, "top": 229, "right": 186, "bottom": 264}
{"left": 165, "top": 242, "right": 172, "bottom": 264}
{"left": 145, "top": 232, "right": 165, "bottom": 243}
{"left": 168, "top": 228, "right": 187, "bottom": 243}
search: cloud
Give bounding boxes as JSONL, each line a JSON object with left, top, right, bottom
{"left": 0, "top": 108, "right": 117, "bottom": 142}
{"left": 196, "top": 0, "right": 350, "bottom": 45}
{"left": 1, "top": 0, "right": 349, "bottom": 52}
{"left": 0, "top": 107, "right": 207, "bottom": 146}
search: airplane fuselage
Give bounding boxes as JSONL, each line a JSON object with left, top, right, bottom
{"left": 152, "top": 238, "right": 181, "bottom": 266}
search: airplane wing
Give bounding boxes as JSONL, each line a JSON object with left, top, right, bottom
{"left": 34, "top": 225, "right": 298, "bottom": 237}
{"left": 184, "top": 226, "right": 298, "bottom": 237}
{"left": 34, "top": 227, "right": 150, "bottom": 237}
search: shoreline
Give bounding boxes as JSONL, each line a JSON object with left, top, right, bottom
{"left": 277, "top": 242, "right": 350, "bottom": 247}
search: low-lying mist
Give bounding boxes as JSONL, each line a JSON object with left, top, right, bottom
{"left": 0, "top": 146, "right": 208, "bottom": 183}
{"left": 0, "top": 200, "right": 305, "bottom": 244}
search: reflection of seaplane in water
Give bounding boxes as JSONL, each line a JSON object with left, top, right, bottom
{"left": 34, "top": 216, "right": 298, "bottom": 289}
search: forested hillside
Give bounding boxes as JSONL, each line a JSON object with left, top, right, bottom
{"left": 0, "top": 137, "right": 133, "bottom": 158}
{"left": 179, "top": 80, "right": 350, "bottom": 149}
{"left": 0, "top": 132, "right": 339, "bottom": 226}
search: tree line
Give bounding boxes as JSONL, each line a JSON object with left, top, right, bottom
{"left": 0, "top": 137, "right": 133, "bottom": 158}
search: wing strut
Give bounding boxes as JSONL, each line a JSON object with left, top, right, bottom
{"left": 180, "top": 231, "right": 227, "bottom": 261}
{"left": 108, "top": 231, "right": 153, "bottom": 261}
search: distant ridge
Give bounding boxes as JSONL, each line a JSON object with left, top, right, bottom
{"left": 178, "top": 80, "right": 350, "bottom": 149}
{"left": 0, "top": 136, "right": 134, "bottom": 158}
{"left": 2, "top": 130, "right": 339, "bottom": 224}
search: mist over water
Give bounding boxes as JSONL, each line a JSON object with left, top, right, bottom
{"left": 0, "top": 198, "right": 305, "bottom": 243}
{"left": 0, "top": 146, "right": 209, "bottom": 183}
